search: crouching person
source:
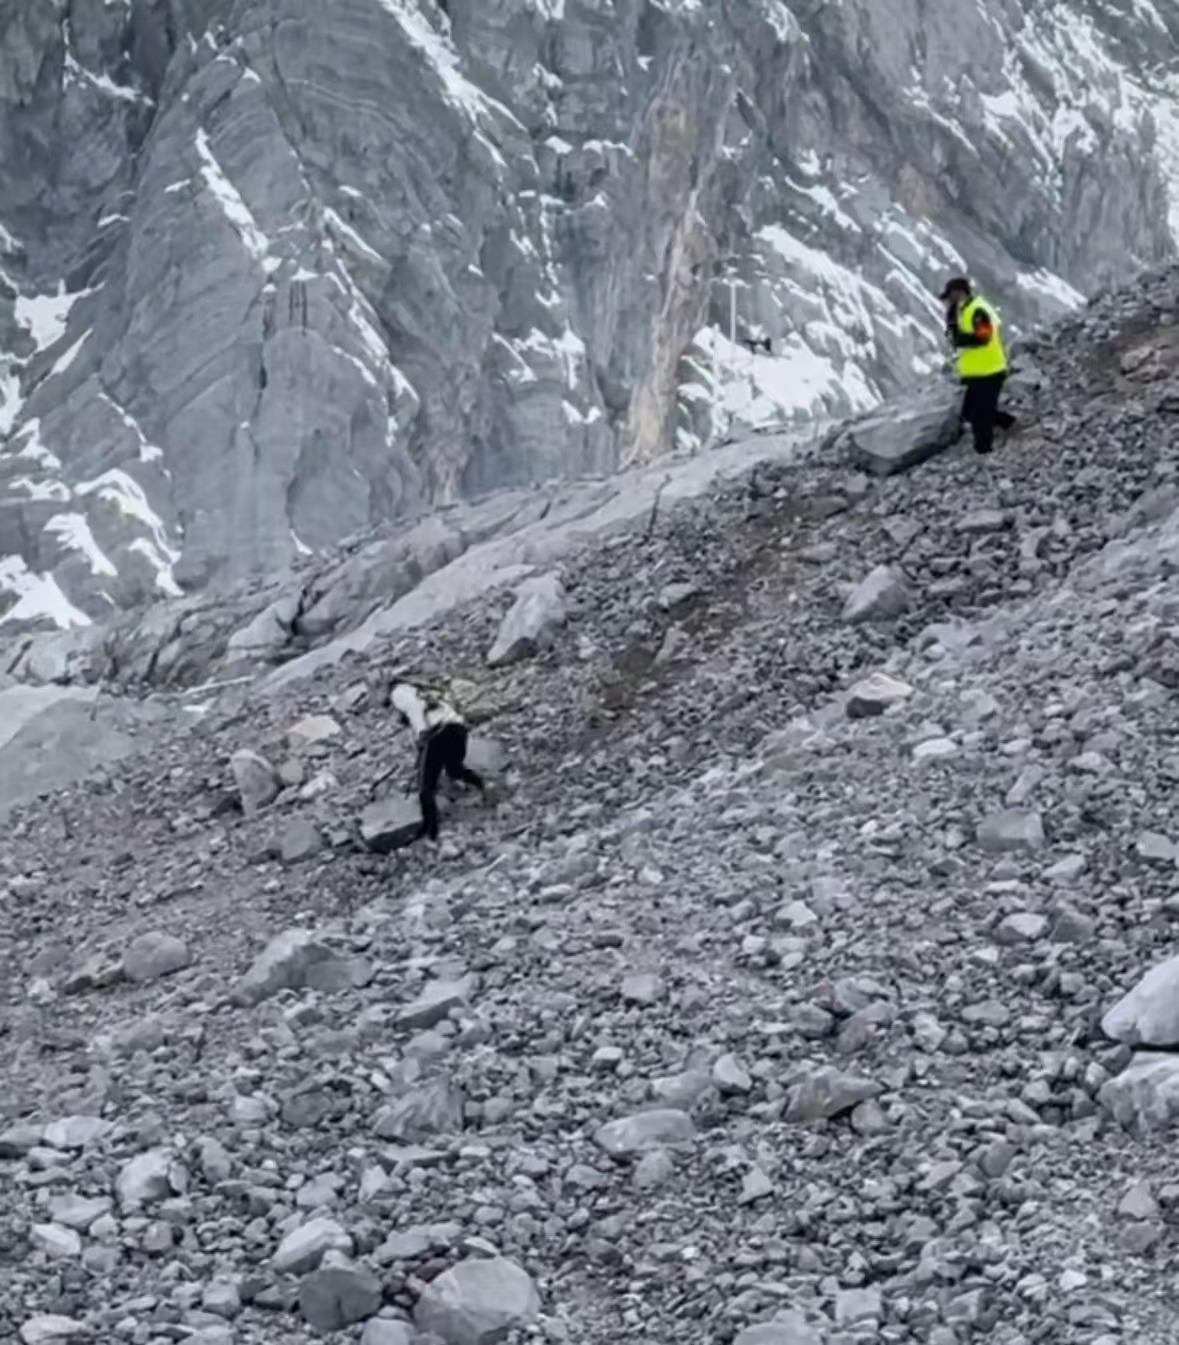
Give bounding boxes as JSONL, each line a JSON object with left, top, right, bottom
{"left": 390, "top": 679, "right": 485, "bottom": 842}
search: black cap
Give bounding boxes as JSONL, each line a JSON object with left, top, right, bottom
{"left": 939, "top": 276, "right": 971, "bottom": 301}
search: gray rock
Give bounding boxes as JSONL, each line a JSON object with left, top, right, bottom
{"left": 1102, "top": 954, "right": 1179, "bottom": 1047}
{"left": 234, "top": 928, "right": 335, "bottom": 1005}
{"left": 620, "top": 971, "right": 666, "bottom": 1004}
{"left": 288, "top": 714, "right": 342, "bottom": 751}
{"left": 957, "top": 507, "right": 1007, "bottom": 534}
{"left": 280, "top": 817, "right": 323, "bottom": 863}
{"left": 976, "top": 809, "right": 1045, "bottom": 854}
{"left": 786, "top": 1067, "right": 881, "bottom": 1121}
{"left": 842, "top": 565, "right": 911, "bottom": 623}
{"left": 393, "top": 977, "right": 473, "bottom": 1031}
{"left": 0, "top": 1122, "right": 43, "bottom": 1157}
{"left": 114, "top": 1148, "right": 173, "bottom": 1210}
{"left": 633, "top": 1150, "right": 676, "bottom": 1190}
{"left": 360, "top": 796, "right": 423, "bottom": 854}
{"left": 42, "top": 1115, "right": 109, "bottom": 1150}
{"left": 299, "top": 1262, "right": 382, "bottom": 1333}
{"left": 231, "top": 748, "right": 281, "bottom": 816}
{"left": 840, "top": 386, "right": 961, "bottom": 477}
{"left": 487, "top": 572, "right": 567, "bottom": 667}
{"left": 1135, "top": 830, "right": 1177, "bottom": 866}
{"left": 836, "top": 1285, "right": 883, "bottom": 1324}
{"left": 593, "top": 1109, "right": 697, "bottom": 1157}
{"left": 712, "top": 1053, "right": 753, "bottom": 1094}
{"left": 202, "top": 1281, "right": 242, "bottom": 1320}
{"left": 1099, "top": 1054, "right": 1179, "bottom": 1131}
{"left": 846, "top": 670, "right": 913, "bottom": 718}
{"left": 733, "top": 1313, "right": 822, "bottom": 1345}
{"left": 48, "top": 1195, "right": 111, "bottom": 1230}
{"left": 19, "top": 1318, "right": 92, "bottom": 1345}
{"left": 121, "top": 930, "right": 192, "bottom": 983}
{"left": 995, "top": 912, "right": 1048, "bottom": 944}
{"left": 414, "top": 1255, "right": 541, "bottom": 1345}
{"left": 373, "top": 1079, "right": 464, "bottom": 1141}
{"left": 360, "top": 1323, "right": 414, "bottom": 1345}
{"left": 31, "top": 1223, "right": 83, "bottom": 1259}
{"left": 273, "top": 1218, "right": 354, "bottom": 1275}
{"left": 1118, "top": 1182, "right": 1159, "bottom": 1220}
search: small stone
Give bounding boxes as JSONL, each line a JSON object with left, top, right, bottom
{"left": 288, "top": 714, "right": 342, "bottom": 752}
{"left": 836, "top": 1285, "right": 882, "bottom": 1324}
{"left": 31, "top": 1223, "right": 83, "bottom": 1259}
{"left": 372, "top": 1079, "right": 464, "bottom": 1141}
{"left": 231, "top": 748, "right": 281, "bottom": 816}
{"left": 620, "top": 971, "right": 665, "bottom": 1005}
{"left": 977, "top": 809, "right": 1045, "bottom": 854}
{"left": 393, "top": 977, "right": 473, "bottom": 1030}
{"left": 414, "top": 1255, "right": 541, "bottom": 1345}
{"left": 122, "top": 931, "right": 191, "bottom": 983}
{"left": 846, "top": 670, "right": 913, "bottom": 718}
{"left": 956, "top": 507, "right": 1006, "bottom": 534}
{"left": 593, "top": 1109, "right": 696, "bottom": 1157}
{"left": 1136, "top": 830, "right": 1177, "bottom": 866}
{"left": 842, "top": 565, "right": 911, "bottom": 623}
{"left": 996, "top": 912, "right": 1048, "bottom": 944}
{"left": 299, "top": 1261, "right": 382, "bottom": 1333}
{"left": 19, "top": 1317, "right": 92, "bottom": 1345}
{"left": 115, "top": 1148, "right": 173, "bottom": 1210}
{"left": 786, "top": 1067, "right": 880, "bottom": 1121}
{"left": 360, "top": 1322, "right": 414, "bottom": 1345}
{"left": 273, "top": 1219, "right": 354, "bottom": 1275}
{"left": 739, "top": 1166, "right": 774, "bottom": 1203}
{"left": 42, "top": 1116, "right": 110, "bottom": 1150}
{"left": 733, "top": 1312, "right": 822, "bottom": 1345}
{"left": 196, "top": 1136, "right": 232, "bottom": 1184}
{"left": 1118, "top": 1182, "right": 1159, "bottom": 1220}
{"left": 280, "top": 817, "right": 323, "bottom": 863}
{"left": 633, "top": 1150, "right": 675, "bottom": 1190}
{"left": 202, "top": 1280, "right": 242, "bottom": 1320}
{"left": 360, "top": 796, "right": 423, "bottom": 854}
{"left": 234, "top": 929, "right": 335, "bottom": 1006}
{"left": 48, "top": 1195, "right": 111, "bottom": 1230}
{"left": 712, "top": 1053, "right": 752, "bottom": 1094}
{"left": 0, "top": 1122, "right": 43, "bottom": 1157}
{"left": 913, "top": 737, "right": 957, "bottom": 761}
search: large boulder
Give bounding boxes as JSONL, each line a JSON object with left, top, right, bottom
{"left": 414, "top": 1256, "right": 541, "bottom": 1345}
{"left": 1102, "top": 954, "right": 1179, "bottom": 1047}
{"left": 1099, "top": 1054, "right": 1179, "bottom": 1132}
{"left": 234, "top": 929, "right": 336, "bottom": 1006}
{"left": 486, "top": 572, "right": 567, "bottom": 667}
{"left": 838, "top": 385, "right": 961, "bottom": 476}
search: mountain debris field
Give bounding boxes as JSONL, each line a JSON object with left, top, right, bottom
{"left": 5, "top": 267, "right": 1179, "bottom": 1345}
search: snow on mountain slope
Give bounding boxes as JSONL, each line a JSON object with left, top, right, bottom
{"left": 0, "top": 0, "right": 1176, "bottom": 631}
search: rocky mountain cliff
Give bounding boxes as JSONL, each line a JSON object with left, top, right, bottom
{"left": 1, "top": 0, "right": 1178, "bottom": 627}
{"left": 5, "top": 262, "right": 1179, "bottom": 1344}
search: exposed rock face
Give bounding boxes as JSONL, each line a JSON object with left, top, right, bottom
{"left": 2, "top": 0, "right": 1177, "bottom": 630}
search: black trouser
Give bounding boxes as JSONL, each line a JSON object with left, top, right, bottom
{"left": 960, "top": 373, "right": 1015, "bottom": 455}
{"left": 416, "top": 724, "right": 484, "bottom": 840}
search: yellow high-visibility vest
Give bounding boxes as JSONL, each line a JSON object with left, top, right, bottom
{"left": 956, "top": 295, "right": 1009, "bottom": 378}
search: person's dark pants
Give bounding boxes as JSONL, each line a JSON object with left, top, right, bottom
{"left": 416, "top": 724, "right": 484, "bottom": 840}
{"left": 960, "top": 373, "right": 1015, "bottom": 454}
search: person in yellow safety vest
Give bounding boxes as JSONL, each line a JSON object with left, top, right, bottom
{"left": 939, "top": 276, "right": 1017, "bottom": 455}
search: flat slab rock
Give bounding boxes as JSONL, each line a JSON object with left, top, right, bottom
{"left": 593, "top": 1108, "right": 697, "bottom": 1156}
{"left": 361, "top": 795, "right": 422, "bottom": 854}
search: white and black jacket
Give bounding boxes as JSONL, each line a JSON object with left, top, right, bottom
{"left": 389, "top": 681, "right": 465, "bottom": 739}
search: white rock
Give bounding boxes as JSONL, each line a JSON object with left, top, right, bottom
{"left": 288, "top": 714, "right": 342, "bottom": 752}
{"left": 414, "top": 1255, "right": 541, "bottom": 1345}
{"left": 620, "top": 971, "right": 665, "bottom": 1004}
{"left": 272, "top": 1217, "right": 353, "bottom": 1275}
{"left": 734, "top": 1314, "right": 821, "bottom": 1345}
{"left": 976, "top": 809, "right": 1045, "bottom": 854}
{"left": 1102, "top": 953, "right": 1179, "bottom": 1047}
{"left": 19, "top": 1316, "right": 91, "bottom": 1345}
{"left": 1099, "top": 1053, "right": 1179, "bottom": 1131}
{"left": 115, "top": 1148, "right": 173, "bottom": 1210}
{"left": 486, "top": 572, "right": 567, "bottom": 667}
{"left": 31, "top": 1223, "right": 83, "bottom": 1259}
{"left": 48, "top": 1195, "right": 111, "bottom": 1230}
{"left": 846, "top": 670, "right": 913, "bottom": 718}
{"left": 42, "top": 1116, "right": 109, "bottom": 1150}
{"left": 122, "top": 931, "right": 191, "bottom": 983}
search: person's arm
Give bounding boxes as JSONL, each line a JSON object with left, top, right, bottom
{"left": 950, "top": 305, "right": 995, "bottom": 348}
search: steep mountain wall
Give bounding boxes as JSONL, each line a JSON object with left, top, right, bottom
{"left": 0, "top": 0, "right": 1177, "bottom": 623}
